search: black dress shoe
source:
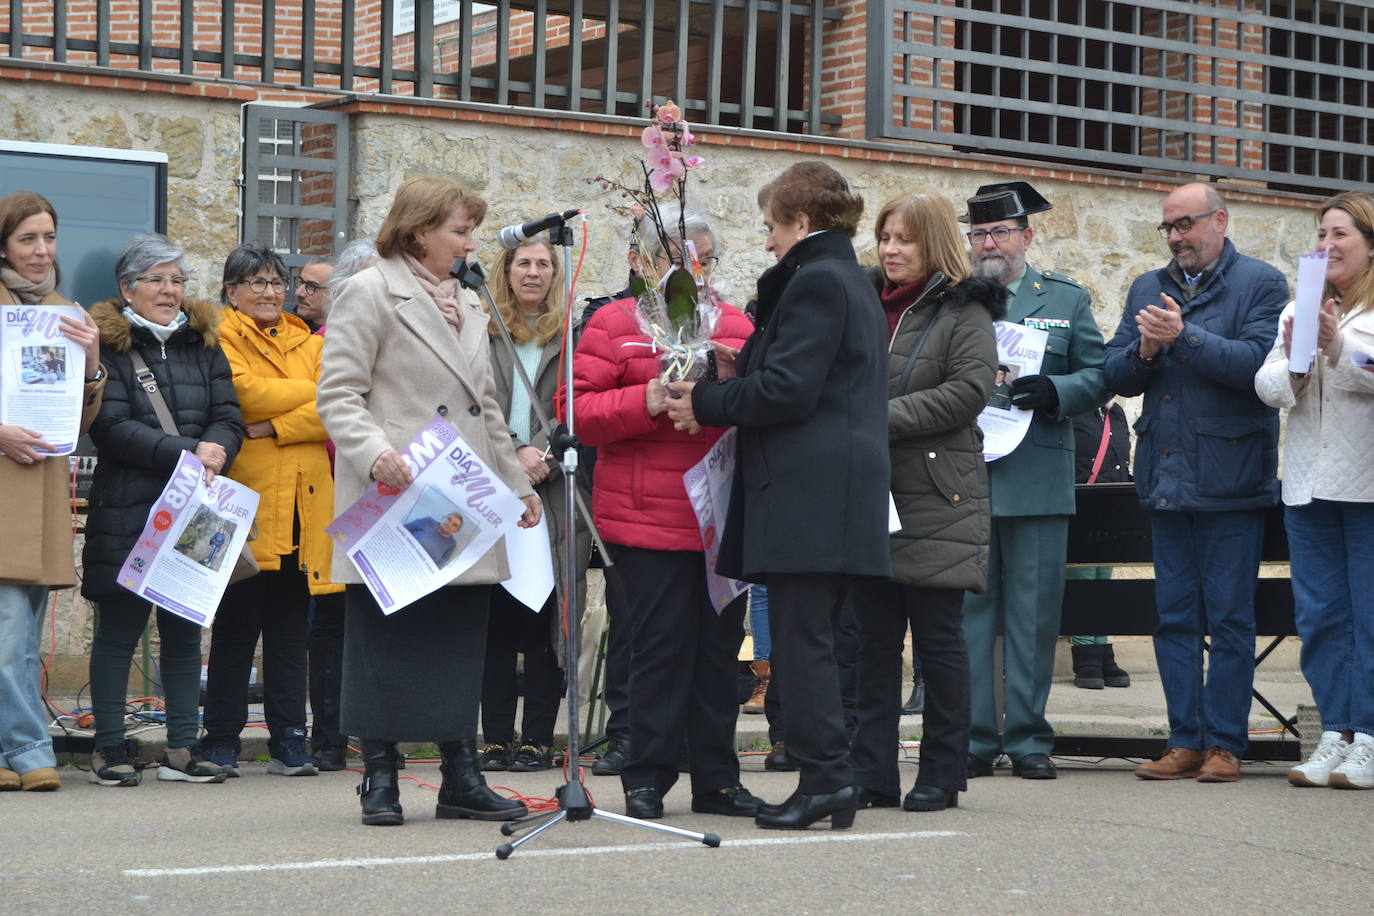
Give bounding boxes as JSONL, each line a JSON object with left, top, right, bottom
{"left": 311, "top": 746, "right": 347, "bottom": 772}
{"left": 624, "top": 786, "right": 664, "bottom": 819}
{"left": 903, "top": 784, "right": 959, "bottom": 811}
{"left": 1012, "top": 753, "right": 1057, "bottom": 780}
{"left": 856, "top": 786, "right": 900, "bottom": 809}
{"left": 966, "top": 755, "right": 995, "bottom": 778}
{"left": 691, "top": 784, "right": 762, "bottom": 817}
{"left": 763, "top": 740, "right": 799, "bottom": 772}
{"left": 754, "top": 785, "right": 859, "bottom": 830}
{"left": 592, "top": 733, "right": 629, "bottom": 776}
{"left": 900, "top": 676, "right": 926, "bottom": 716}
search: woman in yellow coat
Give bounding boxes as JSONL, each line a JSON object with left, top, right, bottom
{"left": 201, "top": 244, "right": 341, "bottom": 778}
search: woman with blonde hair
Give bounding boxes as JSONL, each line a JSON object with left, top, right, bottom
{"left": 1256, "top": 190, "right": 1374, "bottom": 790}
{"left": 319, "top": 175, "right": 540, "bottom": 826}
{"left": 477, "top": 235, "right": 590, "bottom": 773}
{"left": 848, "top": 191, "right": 1006, "bottom": 812}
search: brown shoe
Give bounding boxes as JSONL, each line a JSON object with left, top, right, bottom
{"left": 742, "top": 660, "right": 770, "bottom": 714}
{"left": 1134, "top": 747, "right": 1203, "bottom": 780}
{"left": 1197, "top": 747, "right": 1241, "bottom": 783}
{"left": 0, "top": 767, "right": 20, "bottom": 791}
{"left": 20, "top": 766, "right": 61, "bottom": 791}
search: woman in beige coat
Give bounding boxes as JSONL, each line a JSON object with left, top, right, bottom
{"left": 0, "top": 191, "right": 104, "bottom": 792}
{"left": 1255, "top": 190, "right": 1374, "bottom": 790}
{"left": 318, "top": 175, "right": 540, "bottom": 827}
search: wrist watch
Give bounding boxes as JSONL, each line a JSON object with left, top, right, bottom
{"left": 85, "top": 366, "right": 106, "bottom": 383}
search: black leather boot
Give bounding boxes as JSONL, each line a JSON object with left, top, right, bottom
{"left": 1071, "top": 644, "right": 1106, "bottom": 689}
{"left": 900, "top": 672, "right": 925, "bottom": 716}
{"left": 1101, "top": 644, "right": 1132, "bottom": 688}
{"left": 436, "top": 739, "right": 528, "bottom": 821}
{"left": 357, "top": 739, "right": 403, "bottom": 827}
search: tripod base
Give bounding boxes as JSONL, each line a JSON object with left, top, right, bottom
{"left": 494, "top": 781, "right": 721, "bottom": 859}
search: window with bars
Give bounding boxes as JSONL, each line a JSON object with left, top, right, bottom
{"left": 871, "top": 0, "right": 1374, "bottom": 194}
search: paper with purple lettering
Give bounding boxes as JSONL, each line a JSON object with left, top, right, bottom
{"left": 683, "top": 427, "right": 747, "bottom": 613}
{"left": 0, "top": 303, "right": 87, "bottom": 455}
{"left": 325, "top": 415, "right": 526, "bottom": 615}
{"left": 1288, "top": 250, "right": 1329, "bottom": 375}
{"left": 979, "top": 321, "right": 1047, "bottom": 461}
{"left": 117, "top": 450, "right": 261, "bottom": 627}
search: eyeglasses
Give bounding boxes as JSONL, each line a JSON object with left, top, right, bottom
{"left": 665, "top": 255, "right": 721, "bottom": 271}
{"left": 236, "top": 277, "right": 287, "bottom": 294}
{"left": 297, "top": 280, "right": 329, "bottom": 296}
{"left": 135, "top": 274, "right": 190, "bottom": 289}
{"left": 966, "top": 227, "right": 1026, "bottom": 245}
{"left": 1157, "top": 209, "right": 1217, "bottom": 239}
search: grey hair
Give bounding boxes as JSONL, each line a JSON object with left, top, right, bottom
{"left": 115, "top": 233, "right": 188, "bottom": 292}
{"left": 637, "top": 203, "right": 716, "bottom": 263}
{"left": 1203, "top": 185, "right": 1228, "bottom": 215}
{"left": 304, "top": 253, "right": 336, "bottom": 268}
{"left": 325, "top": 238, "right": 380, "bottom": 314}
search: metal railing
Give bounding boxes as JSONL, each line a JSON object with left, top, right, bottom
{"left": 1, "top": 1, "right": 841, "bottom": 133}
{"left": 868, "top": 0, "right": 1374, "bottom": 194}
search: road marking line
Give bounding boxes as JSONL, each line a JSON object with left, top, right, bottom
{"left": 124, "top": 830, "right": 966, "bottom": 878}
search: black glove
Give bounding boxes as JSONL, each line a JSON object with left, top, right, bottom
{"left": 1009, "top": 374, "right": 1059, "bottom": 412}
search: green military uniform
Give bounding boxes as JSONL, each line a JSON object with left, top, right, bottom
{"left": 963, "top": 264, "right": 1109, "bottom": 764}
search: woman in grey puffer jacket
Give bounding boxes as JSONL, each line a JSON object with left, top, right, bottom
{"left": 849, "top": 193, "right": 1006, "bottom": 813}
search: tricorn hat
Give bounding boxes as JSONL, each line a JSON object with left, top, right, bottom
{"left": 961, "top": 181, "right": 1052, "bottom": 224}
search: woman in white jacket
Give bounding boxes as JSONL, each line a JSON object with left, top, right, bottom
{"left": 1255, "top": 190, "right": 1374, "bottom": 790}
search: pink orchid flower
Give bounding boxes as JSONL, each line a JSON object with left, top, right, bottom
{"left": 656, "top": 101, "right": 683, "bottom": 125}
{"left": 649, "top": 157, "right": 686, "bottom": 191}
{"left": 641, "top": 125, "right": 665, "bottom": 149}
{"left": 682, "top": 155, "right": 705, "bottom": 170}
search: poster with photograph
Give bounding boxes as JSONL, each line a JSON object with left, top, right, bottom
{"left": 978, "top": 321, "right": 1048, "bottom": 461}
{"left": 325, "top": 415, "right": 527, "bottom": 615}
{"left": 0, "top": 303, "right": 87, "bottom": 455}
{"left": 117, "top": 451, "right": 261, "bottom": 627}
{"left": 683, "top": 428, "right": 748, "bottom": 613}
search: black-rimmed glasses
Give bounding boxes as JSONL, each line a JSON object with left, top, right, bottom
{"left": 1157, "top": 209, "right": 1218, "bottom": 239}
{"left": 237, "top": 277, "right": 287, "bottom": 294}
{"left": 966, "top": 227, "right": 1026, "bottom": 245}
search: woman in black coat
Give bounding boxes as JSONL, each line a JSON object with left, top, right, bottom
{"left": 668, "top": 161, "right": 891, "bottom": 830}
{"left": 83, "top": 233, "right": 244, "bottom": 786}
{"left": 850, "top": 193, "right": 1005, "bottom": 813}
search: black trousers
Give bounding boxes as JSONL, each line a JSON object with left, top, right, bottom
{"left": 480, "top": 587, "right": 563, "bottom": 747}
{"left": 764, "top": 593, "right": 858, "bottom": 745}
{"left": 203, "top": 562, "right": 310, "bottom": 750}
{"left": 767, "top": 573, "right": 855, "bottom": 794}
{"left": 308, "top": 591, "right": 347, "bottom": 752}
{"left": 602, "top": 557, "right": 632, "bottom": 737}
{"left": 607, "top": 543, "right": 745, "bottom": 795}
{"left": 850, "top": 581, "right": 970, "bottom": 795}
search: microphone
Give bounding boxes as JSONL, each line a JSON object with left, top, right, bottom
{"left": 449, "top": 258, "right": 488, "bottom": 291}
{"left": 497, "top": 209, "right": 580, "bottom": 250}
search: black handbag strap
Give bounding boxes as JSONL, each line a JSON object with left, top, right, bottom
{"left": 127, "top": 349, "right": 179, "bottom": 436}
{"left": 895, "top": 272, "right": 950, "bottom": 394}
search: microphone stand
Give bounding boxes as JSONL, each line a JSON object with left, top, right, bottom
{"left": 453, "top": 230, "right": 720, "bottom": 859}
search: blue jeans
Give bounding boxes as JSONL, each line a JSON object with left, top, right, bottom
{"left": 1150, "top": 509, "right": 1264, "bottom": 755}
{"left": 1285, "top": 500, "right": 1374, "bottom": 736}
{"left": 748, "top": 584, "right": 771, "bottom": 660}
{"left": 0, "top": 585, "right": 57, "bottom": 774}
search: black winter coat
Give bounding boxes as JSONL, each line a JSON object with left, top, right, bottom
{"left": 692, "top": 230, "right": 891, "bottom": 582}
{"left": 82, "top": 299, "right": 245, "bottom": 600}
{"left": 1072, "top": 402, "right": 1132, "bottom": 484}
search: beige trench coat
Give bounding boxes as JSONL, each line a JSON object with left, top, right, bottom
{"left": 317, "top": 256, "right": 534, "bottom": 586}
{"left": 0, "top": 286, "right": 105, "bottom": 585}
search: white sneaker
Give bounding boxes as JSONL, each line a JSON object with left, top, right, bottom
{"left": 1330, "top": 733, "right": 1374, "bottom": 790}
{"left": 1288, "top": 731, "right": 1349, "bottom": 787}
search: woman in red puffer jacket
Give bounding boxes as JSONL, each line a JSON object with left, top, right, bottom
{"left": 571, "top": 208, "right": 758, "bottom": 821}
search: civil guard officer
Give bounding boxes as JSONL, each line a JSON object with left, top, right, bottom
{"left": 959, "top": 181, "right": 1110, "bottom": 781}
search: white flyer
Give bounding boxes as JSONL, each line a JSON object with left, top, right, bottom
{"left": 116, "top": 450, "right": 261, "bottom": 628}
{"left": 683, "top": 428, "right": 748, "bottom": 613}
{"left": 979, "top": 321, "right": 1048, "bottom": 461}
{"left": 0, "top": 303, "right": 87, "bottom": 455}
{"left": 1288, "top": 250, "right": 1329, "bottom": 375}
{"left": 500, "top": 513, "right": 555, "bottom": 613}
{"left": 325, "top": 415, "right": 527, "bottom": 615}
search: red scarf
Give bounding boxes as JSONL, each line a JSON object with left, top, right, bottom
{"left": 880, "top": 275, "right": 929, "bottom": 341}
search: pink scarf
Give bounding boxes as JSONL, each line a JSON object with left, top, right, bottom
{"left": 403, "top": 254, "right": 463, "bottom": 337}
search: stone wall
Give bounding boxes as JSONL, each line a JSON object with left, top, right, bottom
{"left": 1, "top": 73, "right": 1320, "bottom": 692}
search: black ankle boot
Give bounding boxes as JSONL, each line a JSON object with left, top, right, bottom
{"left": 1101, "top": 644, "right": 1131, "bottom": 687}
{"left": 357, "top": 739, "right": 403, "bottom": 827}
{"left": 436, "top": 739, "right": 528, "bottom": 821}
{"left": 1071, "top": 644, "right": 1106, "bottom": 689}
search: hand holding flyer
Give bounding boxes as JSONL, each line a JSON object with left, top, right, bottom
{"left": 117, "top": 450, "right": 261, "bottom": 627}
{"left": 978, "top": 320, "right": 1048, "bottom": 461}
{"left": 326, "top": 415, "right": 528, "bottom": 615}
{"left": 0, "top": 303, "right": 88, "bottom": 455}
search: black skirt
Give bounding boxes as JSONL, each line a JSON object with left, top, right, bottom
{"left": 340, "top": 583, "right": 491, "bottom": 741}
